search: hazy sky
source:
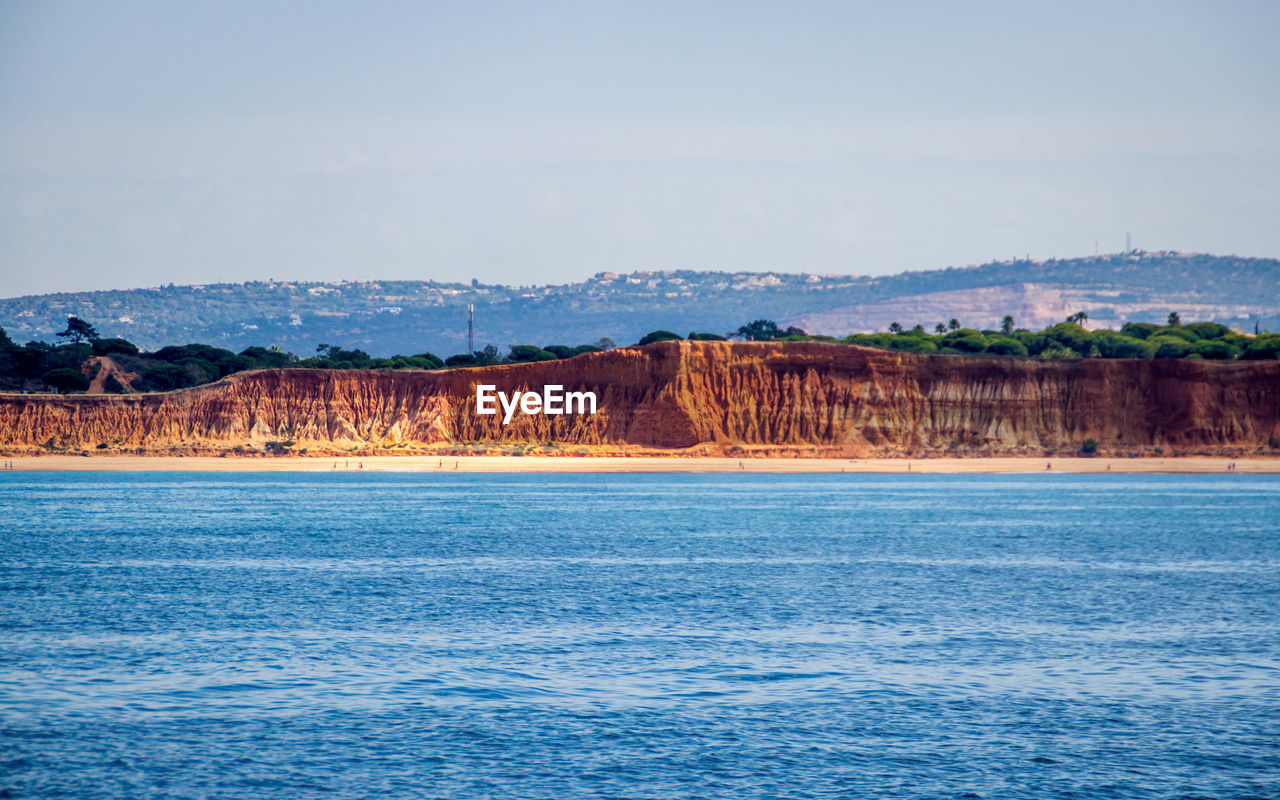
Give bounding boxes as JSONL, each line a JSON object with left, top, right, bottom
{"left": 1, "top": 0, "right": 1277, "bottom": 296}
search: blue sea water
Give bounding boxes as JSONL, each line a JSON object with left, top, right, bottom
{"left": 1, "top": 473, "right": 1278, "bottom": 799}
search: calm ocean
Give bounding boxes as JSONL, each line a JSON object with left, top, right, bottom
{"left": 1, "top": 473, "right": 1277, "bottom": 798}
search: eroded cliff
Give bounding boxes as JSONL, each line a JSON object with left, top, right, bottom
{"left": 1, "top": 341, "right": 1278, "bottom": 456}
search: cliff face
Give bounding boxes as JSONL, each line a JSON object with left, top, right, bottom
{"left": 2, "top": 342, "right": 1278, "bottom": 455}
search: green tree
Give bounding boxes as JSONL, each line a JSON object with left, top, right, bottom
{"left": 736, "top": 320, "right": 781, "bottom": 341}
{"left": 888, "top": 321, "right": 903, "bottom": 334}
{"left": 888, "top": 337, "right": 938, "bottom": 354}
{"left": 1089, "top": 331, "right": 1155, "bottom": 359}
{"left": 1000, "top": 315, "right": 1015, "bottom": 335}
{"left": 1167, "top": 311, "right": 1181, "bottom": 326}
{"left": 1183, "top": 322, "right": 1230, "bottom": 340}
{"left": 1150, "top": 337, "right": 1190, "bottom": 359}
{"left": 1119, "top": 322, "right": 1161, "bottom": 340}
{"left": 92, "top": 337, "right": 138, "bottom": 356}
{"left": 984, "top": 336, "right": 1028, "bottom": 356}
{"left": 940, "top": 329, "right": 987, "bottom": 353}
{"left": 638, "top": 330, "right": 683, "bottom": 345}
{"left": 947, "top": 318, "right": 960, "bottom": 331}
{"left": 42, "top": 367, "right": 90, "bottom": 393}
{"left": 934, "top": 323, "right": 946, "bottom": 334}
{"left": 542, "top": 345, "right": 577, "bottom": 359}
{"left": 507, "top": 344, "right": 556, "bottom": 362}
{"left": 445, "top": 353, "right": 479, "bottom": 367}
{"left": 57, "top": 316, "right": 99, "bottom": 344}
{"left": 1189, "top": 340, "right": 1237, "bottom": 360}
{"left": 1242, "top": 335, "right": 1280, "bottom": 360}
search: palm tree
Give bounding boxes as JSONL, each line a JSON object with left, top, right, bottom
{"left": 947, "top": 318, "right": 960, "bottom": 331}
{"left": 888, "top": 321, "right": 903, "bottom": 334}
{"left": 1067, "top": 310, "right": 1089, "bottom": 326}
{"left": 935, "top": 323, "right": 946, "bottom": 334}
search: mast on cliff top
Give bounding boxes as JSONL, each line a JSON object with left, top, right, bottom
{"left": 467, "top": 303, "right": 474, "bottom": 354}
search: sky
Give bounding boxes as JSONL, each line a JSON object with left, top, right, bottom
{"left": 1, "top": 0, "right": 1277, "bottom": 297}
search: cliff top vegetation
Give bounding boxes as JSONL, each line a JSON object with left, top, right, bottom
{"left": 2, "top": 309, "right": 1277, "bottom": 395}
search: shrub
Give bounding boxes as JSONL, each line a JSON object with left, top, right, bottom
{"left": 845, "top": 333, "right": 892, "bottom": 349}
{"left": 1039, "top": 346, "right": 1081, "bottom": 360}
{"left": 1081, "top": 438, "right": 1099, "bottom": 455}
{"left": 103, "top": 374, "right": 128, "bottom": 394}
{"left": 687, "top": 332, "right": 728, "bottom": 341}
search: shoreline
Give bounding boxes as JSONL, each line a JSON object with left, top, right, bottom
{"left": 1, "top": 455, "right": 1276, "bottom": 474}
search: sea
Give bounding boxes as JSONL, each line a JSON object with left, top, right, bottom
{"left": 1, "top": 472, "right": 1277, "bottom": 799}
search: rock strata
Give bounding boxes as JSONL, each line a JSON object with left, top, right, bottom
{"left": 1, "top": 341, "right": 1277, "bottom": 456}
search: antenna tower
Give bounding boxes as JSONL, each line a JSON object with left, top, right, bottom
{"left": 467, "top": 304, "right": 474, "bottom": 353}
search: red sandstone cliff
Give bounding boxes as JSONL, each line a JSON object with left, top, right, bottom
{"left": 1, "top": 342, "right": 1277, "bottom": 456}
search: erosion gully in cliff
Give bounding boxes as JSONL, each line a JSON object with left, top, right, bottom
{"left": 1, "top": 341, "right": 1278, "bottom": 457}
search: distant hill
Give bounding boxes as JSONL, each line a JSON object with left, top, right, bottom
{"left": 2, "top": 251, "right": 1277, "bottom": 357}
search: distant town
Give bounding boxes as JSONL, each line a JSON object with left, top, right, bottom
{"left": 1, "top": 251, "right": 1276, "bottom": 359}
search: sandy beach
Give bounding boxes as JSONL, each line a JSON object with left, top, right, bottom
{"left": 1, "top": 455, "right": 1276, "bottom": 473}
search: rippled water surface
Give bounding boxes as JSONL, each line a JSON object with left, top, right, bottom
{"left": 2, "top": 473, "right": 1278, "bottom": 798}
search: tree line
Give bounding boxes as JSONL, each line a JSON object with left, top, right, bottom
{"left": 649, "top": 312, "right": 1279, "bottom": 361}
{"left": 2, "top": 312, "right": 1277, "bottom": 395}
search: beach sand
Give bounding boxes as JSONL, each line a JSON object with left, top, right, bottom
{"left": 1, "top": 455, "right": 1276, "bottom": 473}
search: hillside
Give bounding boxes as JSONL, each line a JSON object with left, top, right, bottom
{"left": 2, "top": 252, "right": 1277, "bottom": 357}
{"left": 2, "top": 341, "right": 1277, "bottom": 458}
